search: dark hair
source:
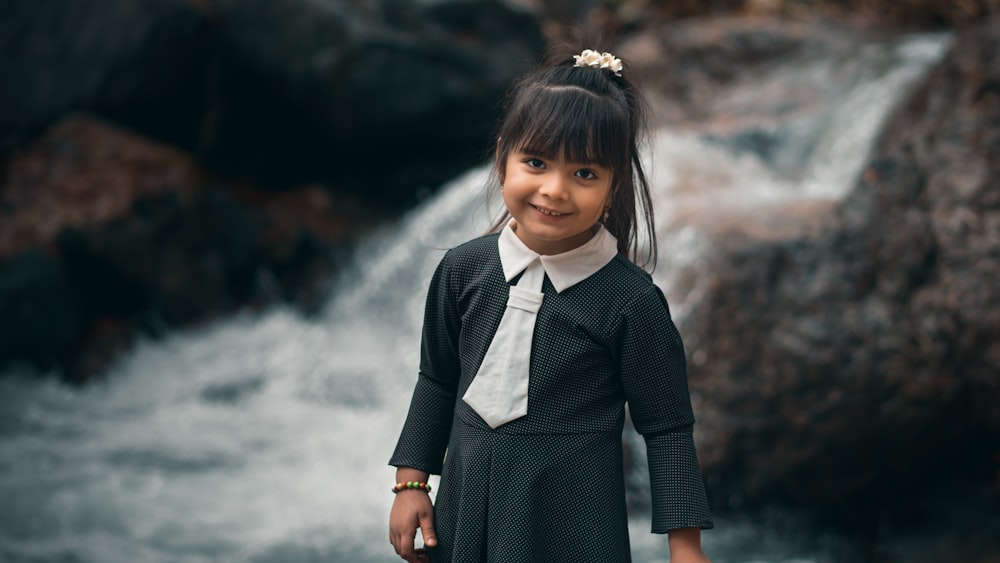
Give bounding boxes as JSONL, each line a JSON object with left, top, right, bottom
{"left": 489, "top": 44, "right": 657, "bottom": 269}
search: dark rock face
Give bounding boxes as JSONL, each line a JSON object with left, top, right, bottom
{"left": 201, "top": 0, "right": 545, "bottom": 200}
{"left": 0, "top": 0, "right": 213, "bottom": 153}
{"left": 0, "top": 116, "right": 365, "bottom": 379}
{"left": 0, "top": 116, "right": 204, "bottom": 259}
{"left": 0, "top": 0, "right": 545, "bottom": 377}
{"left": 566, "top": 0, "right": 998, "bottom": 33}
{"left": 682, "top": 16, "right": 1000, "bottom": 521}
{"left": 0, "top": 251, "right": 79, "bottom": 370}
{"left": 0, "top": 0, "right": 546, "bottom": 203}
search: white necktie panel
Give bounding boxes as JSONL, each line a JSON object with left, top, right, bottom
{"left": 462, "top": 260, "right": 545, "bottom": 429}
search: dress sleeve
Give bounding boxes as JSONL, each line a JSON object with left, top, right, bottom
{"left": 388, "top": 250, "right": 463, "bottom": 475}
{"left": 616, "top": 284, "right": 714, "bottom": 533}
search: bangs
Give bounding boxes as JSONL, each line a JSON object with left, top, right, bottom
{"left": 502, "top": 85, "right": 629, "bottom": 167}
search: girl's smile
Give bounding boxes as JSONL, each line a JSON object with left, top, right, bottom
{"left": 530, "top": 203, "right": 569, "bottom": 217}
{"left": 502, "top": 151, "right": 612, "bottom": 255}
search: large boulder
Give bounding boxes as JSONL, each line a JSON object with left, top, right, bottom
{"left": 0, "top": 0, "right": 546, "bottom": 203}
{"left": 680, "top": 15, "right": 1000, "bottom": 522}
{"left": 0, "top": 251, "right": 79, "bottom": 371}
{"left": 572, "top": 0, "right": 997, "bottom": 34}
{"left": 201, "top": 0, "right": 545, "bottom": 200}
{"left": 0, "top": 0, "right": 545, "bottom": 377}
{"left": 0, "top": 115, "right": 366, "bottom": 380}
{"left": 0, "top": 0, "right": 212, "bottom": 153}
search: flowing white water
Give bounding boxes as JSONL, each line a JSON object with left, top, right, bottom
{"left": 0, "top": 32, "right": 948, "bottom": 563}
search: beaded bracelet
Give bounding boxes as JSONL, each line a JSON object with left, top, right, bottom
{"left": 392, "top": 481, "right": 432, "bottom": 494}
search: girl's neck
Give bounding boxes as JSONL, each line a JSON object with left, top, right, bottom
{"left": 510, "top": 221, "right": 600, "bottom": 256}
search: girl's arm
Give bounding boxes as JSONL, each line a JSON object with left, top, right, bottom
{"left": 389, "top": 467, "right": 436, "bottom": 563}
{"left": 389, "top": 251, "right": 462, "bottom": 474}
{"left": 668, "top": 527, "right": 711, "bottom": 562}
{"left": 616, "top": 285, "right": 714, "bottom": 533}
{"left": 389, "top": 252, "right": 462, "bottom": 562}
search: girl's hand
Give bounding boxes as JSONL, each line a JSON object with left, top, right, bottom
{"left": 668, "top": 527, "right": 712, "bottom": 563}
{"left": 389, "top": 489, "right": 437, "bottom": 563}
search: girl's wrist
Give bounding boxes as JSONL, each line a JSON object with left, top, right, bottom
{"left": 392, "top": 466, "right": 431, "bottom": 495}
{"left": 392, "top": 481, "right": 433, "bottom": 494}
{"left": 394, "top": 467, "right": 429, "bottom": 482}
{"left": 667, "top": 527, "right": 703, "bottom": 555}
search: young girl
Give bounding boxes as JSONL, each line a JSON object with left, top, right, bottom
{"left": 388, "top": 46, "right": 713, "bottom": 563}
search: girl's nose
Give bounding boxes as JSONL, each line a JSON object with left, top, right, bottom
{"left": 539, "top": 173, "right": 570, "bottom": 199}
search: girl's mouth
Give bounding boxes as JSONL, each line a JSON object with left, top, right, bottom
{"left": 531, "top": 204, "right": 569, "bottom": 217}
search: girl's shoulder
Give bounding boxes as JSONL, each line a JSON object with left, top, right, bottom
{"left": 433, "top": 232, "right": 502, "bottom": 279}
{"left": 600, "top": 254, "right": 658, "bottom": 296}
{"left": 445, "top": 232, "right": 501, "bottom": 262}
{"left": 586, "top": 257, "right": 678, "bottom": 335}
{"left": 578, "top": 253, "right": 676, "bottom": 320}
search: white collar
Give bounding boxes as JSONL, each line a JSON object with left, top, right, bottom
{"left": 497, "top": 219, "right": 619, "bottom": 293}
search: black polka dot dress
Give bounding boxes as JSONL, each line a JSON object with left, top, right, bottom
{"left": 390, "top": 234, "right": 713, "bottom": 562}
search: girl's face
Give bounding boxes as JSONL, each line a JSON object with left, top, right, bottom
{"left": 501, "top": 150, "right": 612, "bottom": 255}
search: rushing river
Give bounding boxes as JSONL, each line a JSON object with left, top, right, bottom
{"left": 0, "top": 32, "right": 949, "bottom": 563}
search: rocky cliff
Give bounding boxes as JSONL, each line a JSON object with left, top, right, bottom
{"left": 0, "top": 0, "right": 545, "bottom": 377}
{"left": 674, "top": 15, "right": 999, "bottom": 534}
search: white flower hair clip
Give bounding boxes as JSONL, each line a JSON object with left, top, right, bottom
{"left": 573, "top": 49, "right": 623, "bottom": 77}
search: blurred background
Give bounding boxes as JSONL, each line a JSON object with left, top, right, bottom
{"left": 1, "top": 0, "right": 998, "bottom": 561}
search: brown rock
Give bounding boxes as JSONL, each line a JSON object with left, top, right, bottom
{"left": 0, "top": 115, "right": 371, "bottom": 379}
{"left": 1, "top": 0, "right": 546, "bottom": 204}
{"left": 679, "top": 15, "right": 1000, "bottom": 521}
{"left": 1, "top": 115, "right": 202, "bottom": 259}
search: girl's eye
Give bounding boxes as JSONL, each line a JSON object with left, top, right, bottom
{"left": 525, "top": 158, "right": 546, "bottom": 169}
{"left": 575, "top": 169, "right": 598, "bottom": 180}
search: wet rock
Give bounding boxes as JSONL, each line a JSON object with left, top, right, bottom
{"left": 202, "top": 0, "right": 544, "bottom": 202}
{"left": 0, "top": 0, "right": 213, "bottom": 153}
{"left": 1, "top": 0, "right": 545, "bottom": 204}
{"left": 558, "top": 0, "right": 998, "bottom": 36}
{"left": 680, "top": 15, "right": 1000, "bottom": 523}
{"left": 0, "top": 115, "right": 367, "bottom": 380}
{"left": 0, "top": 115, "right": 203, "bottom": 259}
{"left": 55, "top": 187, "right": 257, "bottom": 327}
{"left": 0, "top": 251, "right": 78, "bottom": 369}
{"left": 1, "top": 0, "right": 545, "bottom": 377}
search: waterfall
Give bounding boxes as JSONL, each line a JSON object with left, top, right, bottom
{"left": 0, "top": 32, "right": 948, "bottom": 563}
